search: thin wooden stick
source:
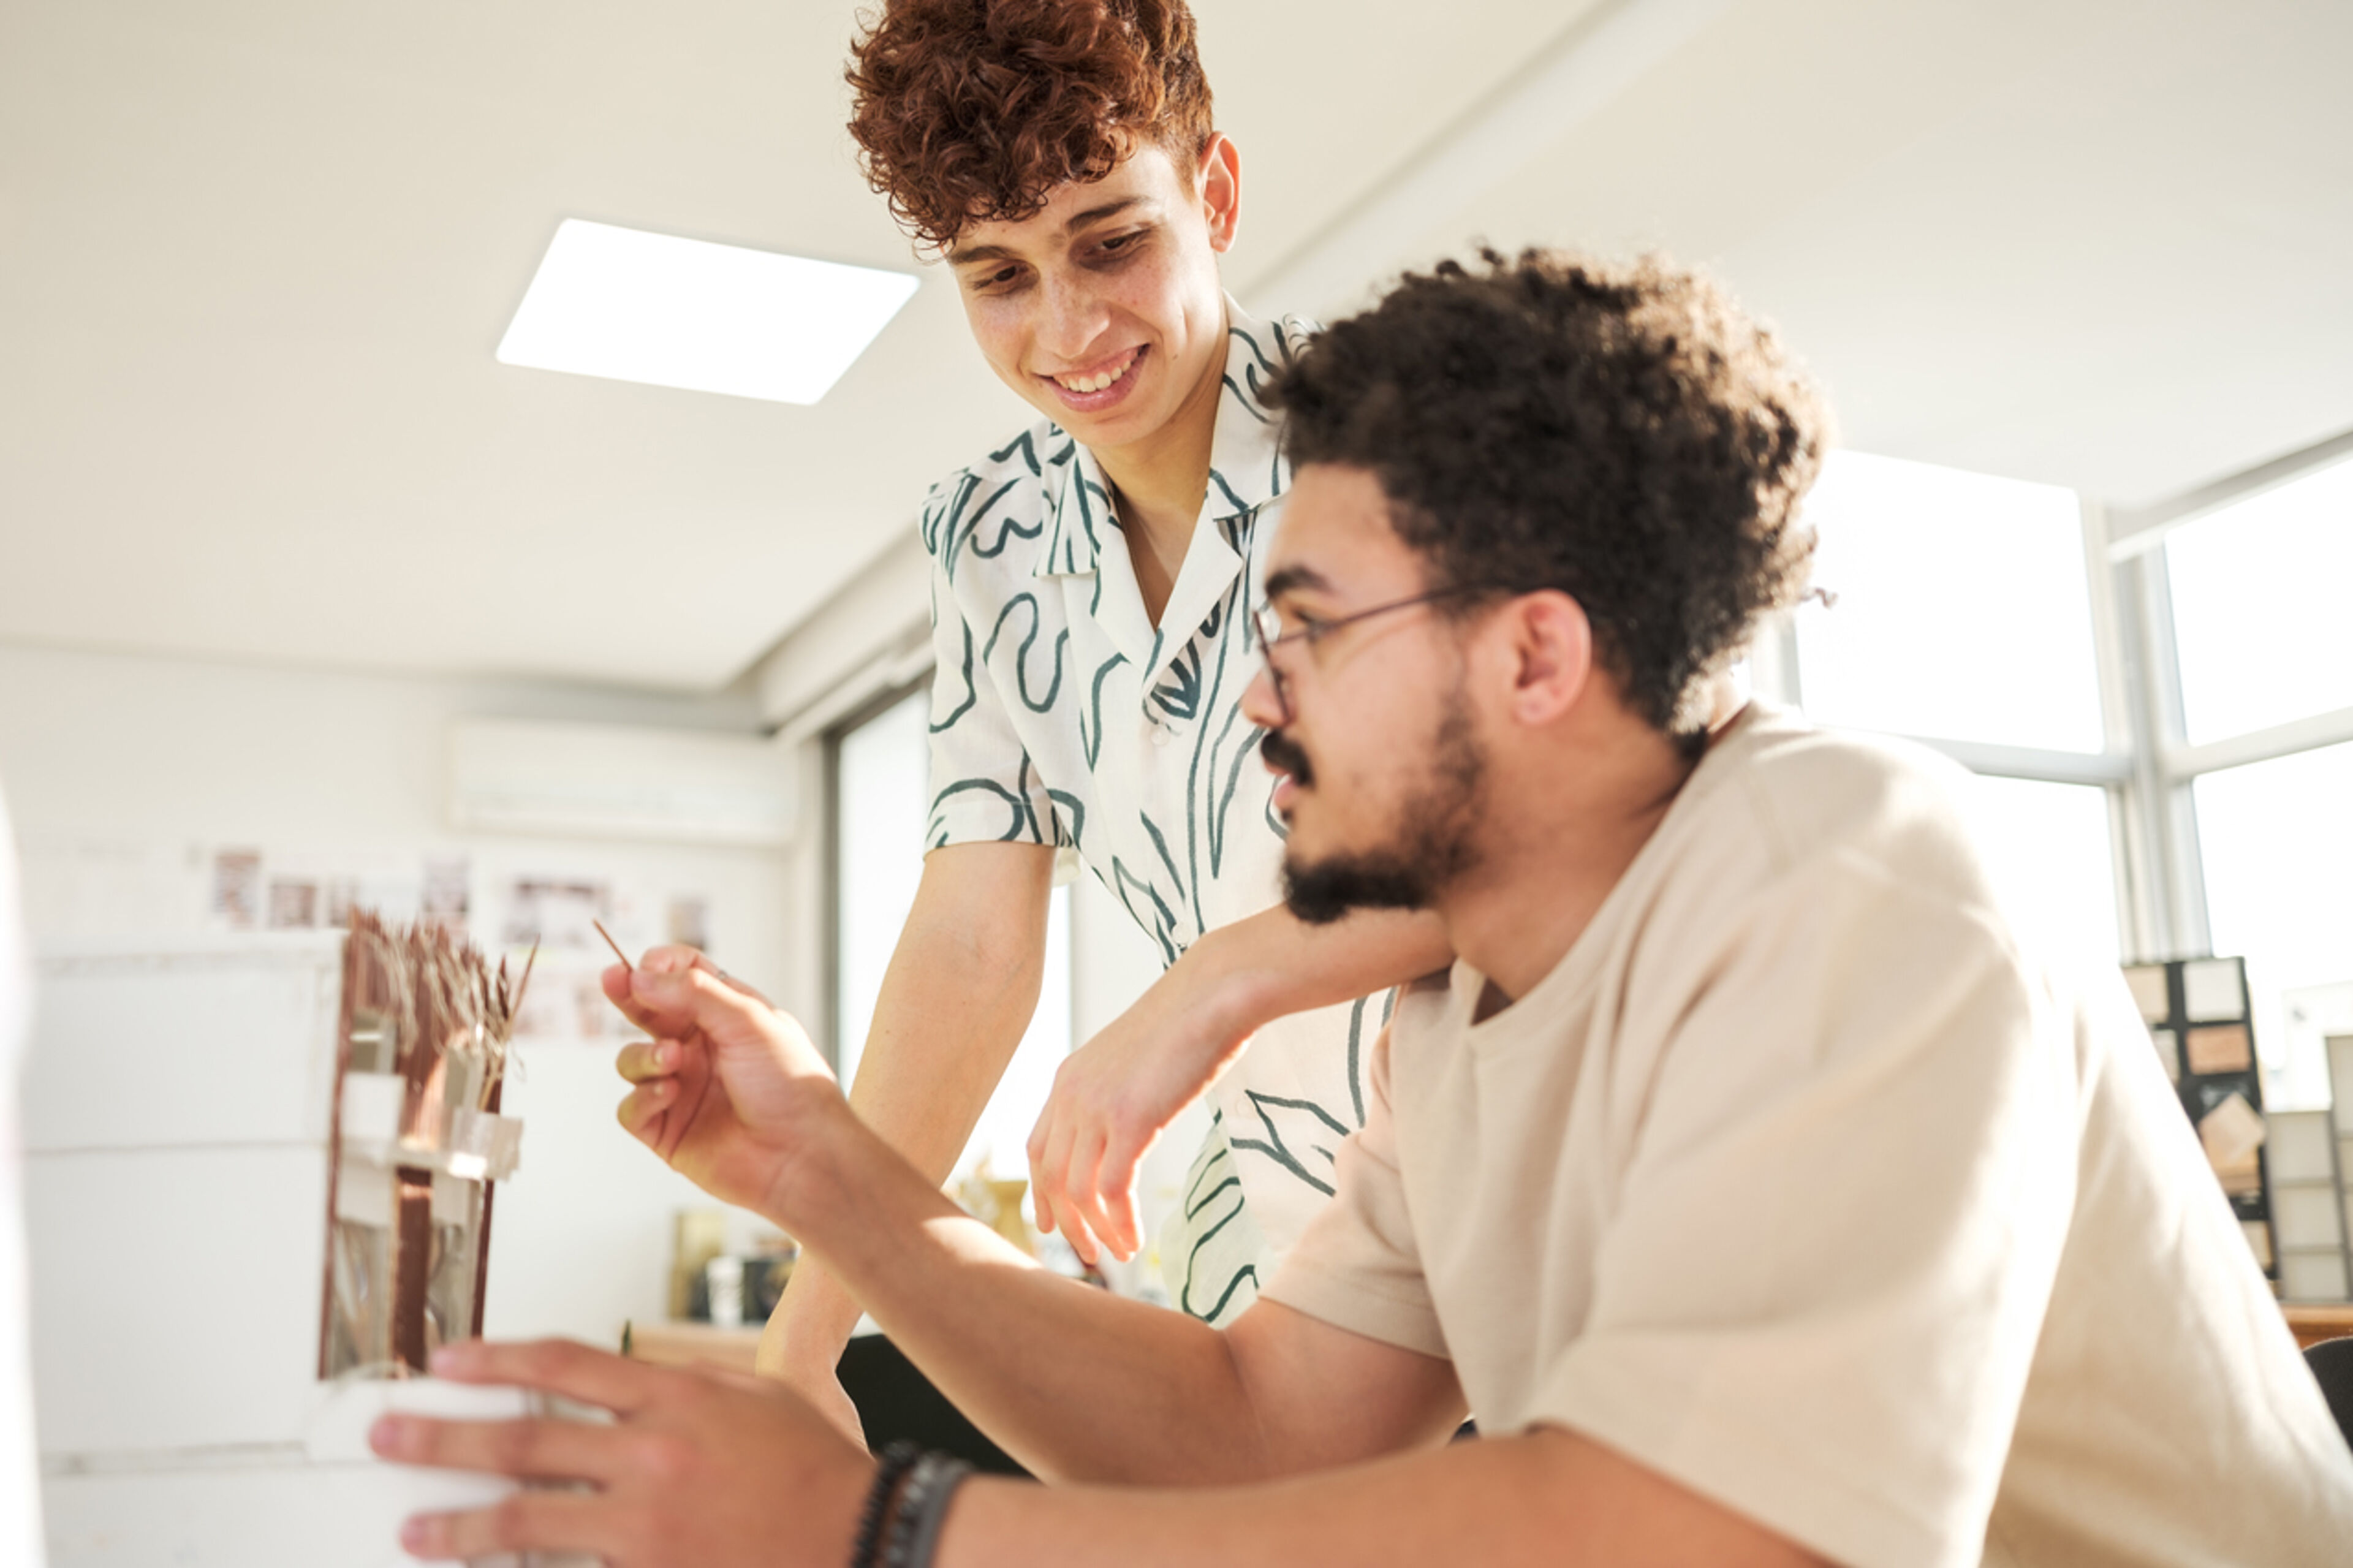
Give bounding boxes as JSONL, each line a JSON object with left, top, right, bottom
{"left": 592, "top": 918, "right": 632, "bottom": 971}
{"left": 512, "top": 938, "right": 541, "bottom": 1015}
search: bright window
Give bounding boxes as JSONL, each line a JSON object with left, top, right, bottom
{"left": 834, "top": 687, "right": 930, "bottom": 1090}
{"left": 2165, "top": 454, "right": 2353, "bottom": 745}
{"left": 1781, "top": 450, "right": 2121, "bottom": 966}
{"left": 1961, "top": 775, "right": 2121, "bottom": 965}
{"left": 2196, "top": 740, "right": 2353, "bottom": 1108}
{"left": 1792, "top": 450, "right": 2104, "bottom": 752}
{"left": 833, "top": 685, "right": 1069, "bottom": 1183}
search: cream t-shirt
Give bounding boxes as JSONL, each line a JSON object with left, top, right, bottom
{"left": 1262, "top": 704, "right": 2353, "bottom": 1568}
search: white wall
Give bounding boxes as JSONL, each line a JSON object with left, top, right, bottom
{"left": 1, "top": 770, "right": 44, "bottom": 1568}
{"left": 0, "top": 642, "right": 795, "bottom": 1364}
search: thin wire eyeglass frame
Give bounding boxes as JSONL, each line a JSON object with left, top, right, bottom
{"left": 1251, "top": 585, "right": 1500, "bottom": 724}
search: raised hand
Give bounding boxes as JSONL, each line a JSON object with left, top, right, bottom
{"left": 600, "top": 943, "right": 777, "bottom": 1039}
{"left": 1025, "top": 952, "right": 1254, "bottom": 1265}
{"left": 608, "top": 960, "right": 841, "bottom": 1222}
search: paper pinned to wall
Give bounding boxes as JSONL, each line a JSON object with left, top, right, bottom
{"left": 211, "top": 850, "right": 262, "bottom": 930}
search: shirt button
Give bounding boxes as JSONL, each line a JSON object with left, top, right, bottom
{"left": 1151, "top": 729, "right": 1171, "bottom": 748}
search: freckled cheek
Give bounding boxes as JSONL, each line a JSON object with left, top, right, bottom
{"left": 987, "top": 339, "right": 1034, "bottom": 387}
{"left": 960, "top": 303, "right": 1032, "bottom": 381}
{"left": 1103, "top": 263, "right": 1189, "bottom": 350}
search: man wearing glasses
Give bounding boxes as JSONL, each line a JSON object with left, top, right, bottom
{"left": 382, "top": 251, "right": 2353, "bottom": 1567}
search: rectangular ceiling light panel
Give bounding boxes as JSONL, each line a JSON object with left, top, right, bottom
{"left": 498, "top": 219, "right": 919, "bottom": 405}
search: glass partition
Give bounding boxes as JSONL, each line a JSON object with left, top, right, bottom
{"left": 1792, "top": 450, "right": 2104, "bottom": 752}
{"left": 2167, "top": 454, "right": 2353, "bottom": 745}
{"left": 832, "top": 683, "right": 1070, "bottom": 1184}
{"left": 1963, "top": 775, "right": 2122, "bottom": 965}
{"left": 2196, "top": 740, "right": 2353, "bottom": 1107}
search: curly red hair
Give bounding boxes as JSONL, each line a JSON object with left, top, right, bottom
{"left": 846, "top": 0, "right": 1216, "bottom": 249}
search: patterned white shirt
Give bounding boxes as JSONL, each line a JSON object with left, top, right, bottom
{"left": 921, "top": 300, "right": 1387, "bottom": 1323}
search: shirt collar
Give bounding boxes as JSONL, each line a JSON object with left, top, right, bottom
{"left": 1034, "top": 295, "right": 1298, "bottom": 580}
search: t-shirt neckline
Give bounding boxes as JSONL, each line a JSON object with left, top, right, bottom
{"left": 1447, "top": 701, "right": 1794, "bottom": 1045}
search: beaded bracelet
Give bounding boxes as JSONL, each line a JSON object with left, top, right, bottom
{"left": 847, "top": 1441, "right": 923, "bottom": 1568}
{"left": 896, "top": 1456, "right": 972, "bottom": 1568}
{"left": 879, "top": 1451, "right": 974, "bottom": 1568}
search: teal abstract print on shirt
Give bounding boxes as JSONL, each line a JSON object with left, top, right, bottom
{"left": 919, "top": 301, "right": 1376, "bottom": 1324}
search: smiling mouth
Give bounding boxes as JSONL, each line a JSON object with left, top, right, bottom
{"left": 1046, "top": 346, "right": 1143, "bottom": 395}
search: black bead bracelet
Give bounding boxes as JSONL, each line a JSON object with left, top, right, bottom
{"left": 879, "top": 1450, "right": 974, "bottom": 1568}
{"left": 848, "top": 1441, "right": 923, "bottom": 1568}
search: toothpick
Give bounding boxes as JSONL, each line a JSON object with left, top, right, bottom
{"left": 592, "top": 918, "right": 632, "bottom": 972}
{"left": 512, "top": 938, "right": 540, "bottom": 1015}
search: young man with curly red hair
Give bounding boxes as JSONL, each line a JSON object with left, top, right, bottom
{"left": 756, "top": 0, "right": 1457, "bottom": 1436}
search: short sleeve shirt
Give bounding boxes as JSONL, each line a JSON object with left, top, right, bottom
{"left": 920, "top": 301, "right": 1387, "bottom": 1316}
{"left": 1262, "top": 705, "right": 2353, "bottom": 1568}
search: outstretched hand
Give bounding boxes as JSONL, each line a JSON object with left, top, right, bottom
{"left": 603, "top": 950, "right": 841, "bottom": 1221}
{"left": 1025, "top": 958, "right": 1252, "bottom": 1265}
{"left": 373, "top": 1339, "right": 869, "bottom": 1568}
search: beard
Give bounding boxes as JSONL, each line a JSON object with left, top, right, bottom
{"left": 1280, "top": 702, "right": 1485, "bottom": 926}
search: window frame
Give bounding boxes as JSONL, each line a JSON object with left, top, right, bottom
{"left": 1752, "top": 488, "right": 2139, "bottom": 955}
{"left": 1764, "top": 424, "right": 2353, "bottom": 966}
{"left": 2105, "top": 425, "right": 2353, "bottom": 961}
{"left": 821, "top": 672, "right": 934, "bottom": 1076}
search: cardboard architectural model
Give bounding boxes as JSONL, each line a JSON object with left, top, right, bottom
{"left": 26, "top": 914, "right": 574, "bottom": 1567}
{"left": 320, "top": 912, "right": 526, "bottom": 1377}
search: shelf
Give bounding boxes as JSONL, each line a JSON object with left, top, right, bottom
{"left": 624, "top": 1320, "right": 762, "bottom": 1376}
{"left": 2285, "top": 1305, "right": 2353, "bottom": 1349}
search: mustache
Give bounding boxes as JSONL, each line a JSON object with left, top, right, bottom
{"left": 1259, "top": 727, "right": 1314, "bottom": 787}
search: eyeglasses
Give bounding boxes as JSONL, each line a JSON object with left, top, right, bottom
{"left": 1251, "top": 585, "right": 1498, "bottom": 722}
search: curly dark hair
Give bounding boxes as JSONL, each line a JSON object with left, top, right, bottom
{"left": 846, "top": 0, "right": 1216, "bottom": 249}
{"left": 1268, "top": 249, "right": 1830, "bottom": 744}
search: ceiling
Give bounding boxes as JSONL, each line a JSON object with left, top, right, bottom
{"left": 1413, "top": 0, "right": 2353, "bottom": 506}
{"left": 3, "top": 0, "right": 2347, "bottom": 693}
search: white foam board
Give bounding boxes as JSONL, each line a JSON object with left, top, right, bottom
{"left": 28, "top": 1145, "right": 328, "bottom": 1455}
{"left": 24, "top": 942, "right": 341, "bottom": 1153}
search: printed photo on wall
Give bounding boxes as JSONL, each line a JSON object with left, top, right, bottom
{"left": 501, "top": 876, "right": 612, "bottom": 951}
{"left": 210, "top": 849, "right": 262, "bottom": 930}
{"left": 420, "top": 854, "right": 471, "bottom": 937}
{"left": 267, "top": 877, "right": 319, "bottom": 929}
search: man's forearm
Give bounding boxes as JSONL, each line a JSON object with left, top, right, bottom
{"left": 772, "top": 1097, "right": 1268, "bottom": 1486}
{"left": 763, "top": 844, "right": 1054, "bottom": 1375}
{"left": 1198, "top": 905, "right": 1452, "bottom": 1043}
{"left": 936, "top": 1426, "right": 1827, "bottom": 1568}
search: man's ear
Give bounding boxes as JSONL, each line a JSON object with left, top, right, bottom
{"left": 1504, "top": 591, "right": 1593, "bottom": 726}
{"left": 1198, "top": 134, "right": 1241, "bottom": 252}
